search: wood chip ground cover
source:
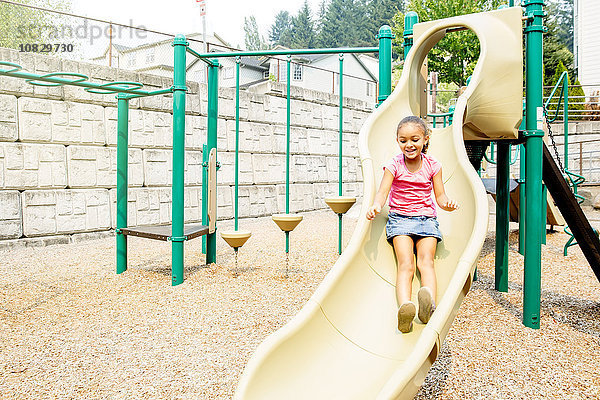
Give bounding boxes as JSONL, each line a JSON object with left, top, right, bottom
{"left": 0, "top": 209, "right": 598, "bottom": 399}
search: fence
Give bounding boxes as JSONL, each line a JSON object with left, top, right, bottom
{"left": 0, "top": 0, "right": 378, "bottom": 104}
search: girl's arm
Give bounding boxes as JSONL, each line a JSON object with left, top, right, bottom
{"left": 366, "top": 169, "right": 394, "bottom": 220}
{"left": 432, "top": 169, "right": 459, "bottom": 212}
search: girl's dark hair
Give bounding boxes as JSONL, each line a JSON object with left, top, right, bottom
{"left": 396, "top": 116, "right": 431, "bottom": 153}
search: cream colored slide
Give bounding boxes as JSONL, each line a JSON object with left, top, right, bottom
{"left": 235, "top": 8, "right": 523, "bottom": 399}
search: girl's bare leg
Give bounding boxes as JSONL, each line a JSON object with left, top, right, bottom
{"left": 415, "top": 237, "right": 438, "bottom": 299}
{"left": 415, "top": 237, "right": 438, "bottom": 323}
{"left": 392, "top": 235, "right": 415, "bottom": 305}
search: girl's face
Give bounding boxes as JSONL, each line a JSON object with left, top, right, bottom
{"left": 396, "top": 123, "right": 428, "bottom": 160}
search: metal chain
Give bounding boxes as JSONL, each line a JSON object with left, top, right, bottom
{"left": 542, "top": 102, "right": 566, "bottom": 174}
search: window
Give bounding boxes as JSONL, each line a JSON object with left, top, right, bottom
{"left": 128, "top": 56, "right": 136, "bottom": 68}
{"left": 293, "top": 63, "right": 303, "bottom": 81}
{"left": 280, "top": 64, "right": 287, "bottom": 82}
{"left": 366, "top": 82, "right": 374, "bottom": 96}
{"left": 224, "top": 67, "right": 234, "bottom": 79}
{"left": 263, "top": 70, "right": 269, "bottom": 79}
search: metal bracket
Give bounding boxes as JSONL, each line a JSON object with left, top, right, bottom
{"left": 202, "top": 161, "right": 221, "bottom": 170}
{"left": 172, "top": 84, "right": 188, "bottom": 92}
{"left": 168, "top": 236, "right": 188, "bottom": 242}
{"left": 115, "top": 228, "right": 123, "bottom": 234}
{"left": 522, "top": 129, "right": 545, "bottom": 138}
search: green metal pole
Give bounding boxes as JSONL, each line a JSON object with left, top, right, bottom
{"left": 235, "top": 57, "right": 240, "bottom": 231}
{"left": 202, "top": 144, "right": 208, "bottom": 254}
{"left": 339, "top": 54, "right": 344, "bottom": 198}
{"left": 403, "top": 12, "right": 418, "bottom": 61}
{"left": 286, "top": 55, "right": 291, "bottom": 253}
{"left": 172, "top": 35, "right": 188, "bottom": 286}
{"left": 563, "top": 74, "right": 569, "bottom": 169}
{"left": 377, "top": 25, "right": 393, "bottom": 105}
{"left": 338, "top": 54, "right": 344, "bottom": 255}
{"left": 542, "top": 184, "right": 547, "bottom": 244}
{"left": 495, "top": 142, "right": 510, "bottom": 292}
{"left": 206, "top": 60, "right": 219, "bottom": 264}
{"left": 523, "top": 0, "right": 545, "bottom": 329}
{"left": 116, "top": 95, "right": 129, "bottom": 275}
{"left": 518, "top": 143, "right": 526, "bottom": 255}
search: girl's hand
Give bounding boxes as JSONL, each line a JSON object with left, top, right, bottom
{"left": 366, "top": 204, "right": 381, "bottom": 220}
{"left": 442, "top": 199, "right": 459, "bottom": 212}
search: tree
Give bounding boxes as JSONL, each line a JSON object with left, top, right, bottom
{"left": 366, "top": 0, "right": 403, "bottom": 44}
{"left": 391, "top": 0, "right": 504, "bottom": 86}
{"left": 313, "top": 0, "right": 329, "bottom": 47}
{"left": 0, "top": 0, "right": 73, "bottom": 50}
{"left": 243, "top": 16, "right": 267, "bottom": 51}
{"left": 289, "top": 1, "right": 315, "bottom": 48}
{"left": 317, "top": 0, "right": 367, "bottom": 47}
{"left": 269, "top": 11, "right": 292, "bottom": 47}
{"left": 546, "top": 0, "right": 573, "bottom": 52}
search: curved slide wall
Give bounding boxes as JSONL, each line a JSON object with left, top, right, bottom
{"left": 235, "top": 7, "right": 523, "bottom": 399}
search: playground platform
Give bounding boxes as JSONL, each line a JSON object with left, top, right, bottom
{"left": 0, "top": 206, "right": 598, "bottom": 399}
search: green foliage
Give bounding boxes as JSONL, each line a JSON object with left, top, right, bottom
{"left": 543, "top": 0, "right": 574, "bottom": 85}
{"left": 265, "top": 0, "right": 400, "bottom": 49}
{"left": 269, "top": 11, "right": 292, "bottom": 47}
{"left": 0, "top": 0, "right": 73, "bottom": 49}
{"left": 289, "top": 1, "right": 315, "bottom": 48}
{"left": 546, "top": 0, "right": 573, "bottom": 52}
{"left": 546, "top": 61, "right": 585, "bottom": 121}
{"left": 391, "top": 0, "right": 503, "bottom": 86}
{"left": 570, "top": 79, "right": 585, "bottom": 120}
{"left": 244, "top": 16, "right": 268, "bottom": 51}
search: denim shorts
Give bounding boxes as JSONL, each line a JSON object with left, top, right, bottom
{"left": 386, "top": 212, "right": 442, "bottom": 243}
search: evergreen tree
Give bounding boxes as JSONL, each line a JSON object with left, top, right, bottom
{"left": 318, "top": 0, "right": 365, "bottom": 47}
{"left": 546, "top": 0, "right": 573, "bottom": 52}
{"left": 289, "top": 1, "right": 315, "bottom": 48}
{"left": 366, "top": 0, "right": 403, "bottom": 45}
{"left": 243, "top": 16, "right": 267, "bottom": 51}
{"left": 313, "top": 0, "right": 329, "bottom": 47}
{"left": 269, "top": 11, "right": 292, "bottom": 47}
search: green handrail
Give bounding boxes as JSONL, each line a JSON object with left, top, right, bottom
{"left": 544, "top": 71, "right": 588, "bottom": 255}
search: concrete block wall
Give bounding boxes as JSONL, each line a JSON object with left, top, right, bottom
{"left": 0, "top": 49, "right": 371, "bottom": 245}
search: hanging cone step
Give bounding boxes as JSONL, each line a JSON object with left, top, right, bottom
{"left": 220, "top": 230, "right": 252, "bottom": 249}
{"left": 325, "top": 196, "right": 356, "bottom": 214}
{"left": 272, "top": 213, "right": 303, "bottom": 232}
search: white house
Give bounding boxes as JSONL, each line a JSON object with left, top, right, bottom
{"left": 574, "top": 0, "right": 600, "bottom": 94}
{"left": 92, "top": 39, "right": 378, "bottom": 103}
{"left": 261, "top": 47, "right": 378, "bottom": 104}
{"left": 90, "top": 33, "right": 250, "bottom": 84}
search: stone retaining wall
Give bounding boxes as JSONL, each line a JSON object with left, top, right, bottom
{"left": 0, "top": 49, "right": 371, "bottom": 247}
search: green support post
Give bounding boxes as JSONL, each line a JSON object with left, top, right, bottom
{"left": 518, "top": 143, "right": 526, "bottom": 255}
{"left": 206, "top": 60, "right": 219, "bottom": 264}
{"left": 523, "top": 0, "right": 545, "bottom": 329}
{"left": 286, "top": 55, "right": 291, "bottom": 253}
{"left": 172, "top": 35, "right": 188, "bottom": 286}
{"left": 235, "top": 57, "right": 241, "bottom": 230}
{"left": 495, "top": 142, "right": 510, "bottom": 292}
{"left": 202, "top": 143, "right": 208, "bottom": 254}
{"left": 377, "top": 25, "right": 393, "bottom": 105}
{"left": 338, "top": 54, "right": 344, "bottom": 255}
{"left": 116, "top": 95, "right": 129, "bottom": 274}
{"left": 542, "top": 184, "right": 547, "bottom": 244}
{"left": 403, "top": 12, "right": 418, "bottom": 61}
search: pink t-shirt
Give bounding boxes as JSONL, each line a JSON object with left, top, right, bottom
{"left": 384, "top": 153, "right": 442, "bottom": 217}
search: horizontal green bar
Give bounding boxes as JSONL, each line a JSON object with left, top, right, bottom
{"left": 186, "top": 47, "right": 219, "bottom": 66}
{"left": 0, "top": 69, "right": 167, "bottom": 97}
{"left": 187, "top": 47, "right": 379, "bottom": 59}
{"left": 122, "top": 87, "right": 174, "bottom": 100}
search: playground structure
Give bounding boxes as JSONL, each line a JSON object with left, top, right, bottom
{"left": 1, "top": 1, "right": 600, "bottom": 398}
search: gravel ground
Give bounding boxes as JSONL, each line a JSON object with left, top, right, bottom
{"left": 0, "top": 205, "right": 599, "bottom": 399}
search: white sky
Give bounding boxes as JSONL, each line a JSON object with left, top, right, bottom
{"left": 72, "top": 0, "right": 323, "bottom": 49}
